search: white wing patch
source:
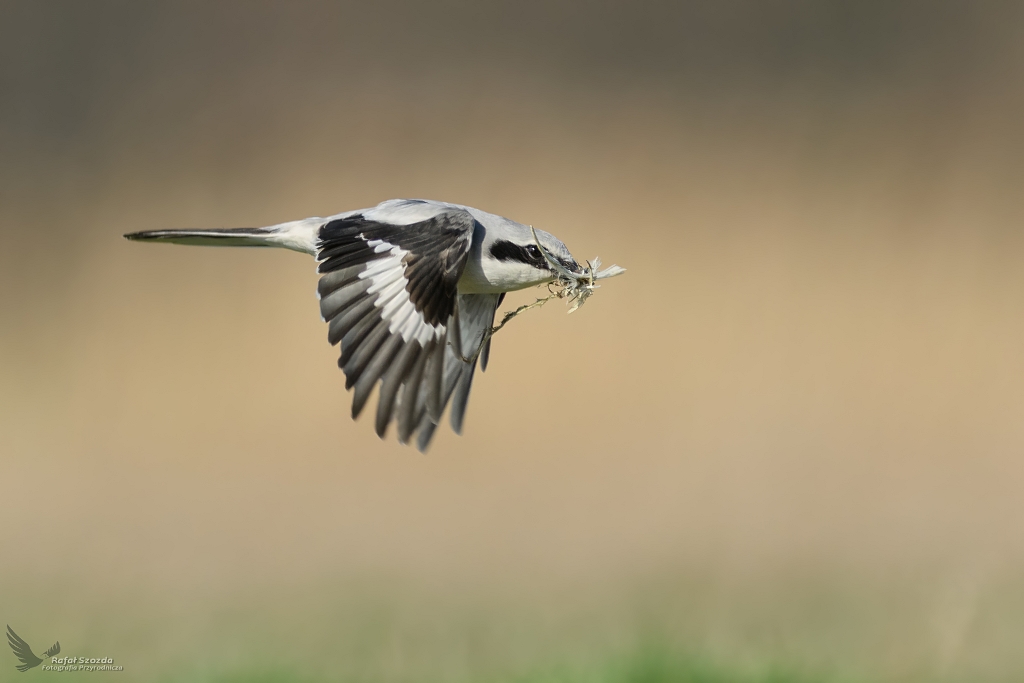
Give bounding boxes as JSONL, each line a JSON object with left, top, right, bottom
{"left": 360, "top": 239, "right": 444, "bottom": 345}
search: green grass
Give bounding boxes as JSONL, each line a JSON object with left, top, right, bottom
{"left": 4, "top": 570, "right": 1024, "bottom": 683}
{"left": 169, "top": 648, "right": 834, "bottom": 683}
{"left": 510, "top": 649, "right": 830, "bottom": 683}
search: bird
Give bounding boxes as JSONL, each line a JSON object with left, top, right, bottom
{"left": 6, "top": 625, "right": 59, "bottom": 672}
{"left": 125, "top": 198, "right": 622, "bottom": 451}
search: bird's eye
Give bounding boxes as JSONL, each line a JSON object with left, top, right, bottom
{"left": 526, "top": 245, "right": 541, "bottom": 258}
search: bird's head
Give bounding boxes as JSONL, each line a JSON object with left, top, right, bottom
{"left": 485, "top": 227, "right": 583, "bottom": 290}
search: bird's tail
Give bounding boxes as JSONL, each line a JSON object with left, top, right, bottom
{"left": 124, "top": 219, "right": 320, "bottom": 254}
{"left": 124, "top": 227, "right": 276, "bottom": 247}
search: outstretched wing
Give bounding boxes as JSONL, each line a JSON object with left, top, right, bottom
{"left": 43, "top": 642, "right": 60, "bottom": 658}
{"left": 6, "top": 626, "right": 42, "bottom": 672}
{"left": 316, "top": 202, "right": 497, "bottom": 450}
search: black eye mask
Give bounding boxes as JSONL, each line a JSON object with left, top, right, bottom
{"left": 489, "top": 240, "right": 549, "bottom": 268}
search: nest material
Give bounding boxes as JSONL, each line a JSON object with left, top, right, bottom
{"left": 487, "top": 228, "right": 626, "bottom": 339}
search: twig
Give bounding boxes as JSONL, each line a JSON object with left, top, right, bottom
{"left": 449, "top": 292, "right": 558, "bottom": 363}
{"left": 490, "top": 292, "right": 559, "bottom": 335}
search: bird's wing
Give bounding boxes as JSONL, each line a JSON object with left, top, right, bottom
{"left": 6, "top": 626, "right": 42, "bottom": 672}
{"left": 410, "top": 292, "right": 503, "bottom": 451}
{"left": 43, "top": 642, "right": 60, "bottom": 658}
{"left": 316, "top": 205, "right": 486, "bottom": 450}
{"left": 479, "top": 292, "right": 505, "bottom": 373}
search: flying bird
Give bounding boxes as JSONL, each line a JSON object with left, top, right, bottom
{"left": 125, "top": 199, "right": 623, "bottom": 451}
{"left": 6, "top": 625, "right": 59, "bottom": 672}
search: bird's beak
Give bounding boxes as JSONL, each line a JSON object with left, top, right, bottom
{"left": 530, "top": 227, "right": 580, "bottom": 281}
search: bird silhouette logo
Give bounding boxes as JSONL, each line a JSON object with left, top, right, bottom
{"left": 6, "top": 626, "right": 60, "bottom": 672}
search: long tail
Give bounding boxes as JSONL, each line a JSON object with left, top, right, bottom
{"left": 124, "top": 227, "right": 277, "bottom": 247}
{"left": 124, "top": 219, "right": 320, "bottom": 254}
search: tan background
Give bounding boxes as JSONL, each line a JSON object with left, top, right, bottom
{"left": 2, "top": 2, "right": 1023, "bottom": 681}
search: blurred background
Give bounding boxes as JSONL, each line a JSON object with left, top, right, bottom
{"left": 2, "top": 2, "right": 1024, "bottom": 681}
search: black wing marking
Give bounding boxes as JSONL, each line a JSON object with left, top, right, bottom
{"left": 6, "top": 626, "right": 43, "bottom": 672}
{"left": 318, "top": 210, "right": 474, "bottom": 325}
{"left": 316, "top": 209, "right": 487, "bottom": 449}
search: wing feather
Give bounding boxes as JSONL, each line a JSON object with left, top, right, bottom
{"left": 339, "top": 309, "right": 384, "bottom": 364}
{"left": 319, "top": 279, "right": 371, "bottom": 321}
{"left": 317, "top": 265, "right": 364, "bottom": 298}
{"left": 375, "top": 342, "right": 421, "bottom": 438}
{"left": 351, "top": 335, "right": 403, "bottom": 418}
{"left": 342, "top": 317, "right": 391, "bottom": 387}
{"left": 424, "top": 332, "right": 446, "bottom": 422}
{"left": 416, "top": 414, "right": 438, "bottom": 452}
{"left": 450, "top": 360, "right": 477, "bottom": 435}
{"left": 397, "top": 344, "right": 431, "bottom": 444}
{"left": 327, "top": 296, "right": 377, "bottom": 346}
